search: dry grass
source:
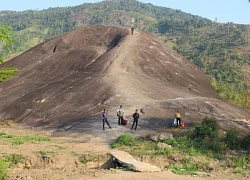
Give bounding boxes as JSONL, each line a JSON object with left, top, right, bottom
{"left": 0, "top": 120, "right": 14, "bottom": 127}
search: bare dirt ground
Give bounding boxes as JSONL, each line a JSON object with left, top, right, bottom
{"left": 0, "top": 121, "right": 248, "bottom": 180}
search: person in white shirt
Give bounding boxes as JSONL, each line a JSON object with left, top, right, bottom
{"left": 116, "top": 105, "right": 125, "bottom": 125}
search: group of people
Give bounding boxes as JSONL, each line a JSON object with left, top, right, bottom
{"left": 101, "top": 105, "right": 140, "bottom": 130}
{"left": 101, "top": 105, "right": 182, "bottom": 130}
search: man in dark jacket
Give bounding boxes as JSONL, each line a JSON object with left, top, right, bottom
{"left": 131, "top": 26, "right": 135, "bottom": 35}
{"left": 131, "top": 109, "right": 140, "bottom": 130}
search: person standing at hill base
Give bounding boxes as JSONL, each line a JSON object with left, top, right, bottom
{"left": 116, "top": 105, "right": 125, "bottom": 125}
{"left": 174, "top": 111, "right": 181, "bottom": 128}
{"left": 131, "top": 109, "right": 140, "bottom": 131}
{"left": 101, "top": 109, "right": 112, "bottom": 130}
{"left": 131, "top": 26, "right": 135, "bottom": 35}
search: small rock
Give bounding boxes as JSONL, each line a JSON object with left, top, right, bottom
{"left": 158, "top": 133, "right": 173, "bottom": 141}
{"left": 157, "top": 142, "right": 172, "bottom": 149}
{"left": 149, "top": 133, "right": 159, "bottom": 142}
{"left": 26, "top": 176, "right": 33, "bottom": 180}
{"left": 243, "top": 174, "right": 248, "bottom": 178}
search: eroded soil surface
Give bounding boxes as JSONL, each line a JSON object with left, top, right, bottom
{"left": 0, "top": 122, "right": 249, "bottom": 180}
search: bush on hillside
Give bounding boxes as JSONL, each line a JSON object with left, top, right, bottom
{"left": 224, "top": 128, "right": 240, "bottom": 150}
{"left": 240, "top": 134, "right": 250, "bottom": 151}
{"left": 192, "top": 117, "right": 219, "bottom": 140}
{"left": 0, "top": 67, "right": 18, "bottom": 82}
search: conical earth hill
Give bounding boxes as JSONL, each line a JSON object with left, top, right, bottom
{"left": 0, "top": 25, "right": 249, "bottom": 133}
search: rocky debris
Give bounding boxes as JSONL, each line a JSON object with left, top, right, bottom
{"left": 110, "top": 150, "right": 160, "bottom": 172}
{"left": 149, "top": 133, "right": 159, "bottom": 142}
{"left": 15, "top": 175, "right": 34, "bottom": 180}
{"left": 149, "top": 132, "right": 173, "bottom": 142}
{"left": 157, "top": 142, "right": 172, "bottom": 149}
{"left": 158, "top": 132, "right": 174, "bottom": 141}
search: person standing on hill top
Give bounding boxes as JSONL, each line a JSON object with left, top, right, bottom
{"left": 131, "top": 109, "right": 140, "bottom": 131}
{"left": 116, "top": 105, "right": 125, "bottom": 126}
{"left": 174, "top": 111, "right": 181, "bottom": 128}
{"left": 131, "top": 26, "right": 135, "bottom": 35}
{"left": 101, "top": 109, "right": 112, "bottom": 130}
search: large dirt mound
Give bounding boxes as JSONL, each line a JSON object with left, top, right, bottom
{"left": 0, "top": 25, "right": 249, "bottom": 132}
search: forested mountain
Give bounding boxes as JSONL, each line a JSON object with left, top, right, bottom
{"left": 0, "top": 0, "right": 250, "bottom": 109}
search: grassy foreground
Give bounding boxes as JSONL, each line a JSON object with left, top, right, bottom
{"left": 111, "top": 117, "right": 250, "bottom": 176}
{"left": 0, "top": 129, "right": 51, "bottom": 180}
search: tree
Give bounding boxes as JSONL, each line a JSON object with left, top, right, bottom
{"left": 0, "top": 25, "right": 14, "bottom": 64}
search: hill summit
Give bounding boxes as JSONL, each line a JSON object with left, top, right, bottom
{"left": 0, "top": 25, "right": 249, "bottom": 133}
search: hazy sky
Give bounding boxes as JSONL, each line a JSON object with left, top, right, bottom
{"left": 0, "top": 0, "right": 249, "bottom": 25}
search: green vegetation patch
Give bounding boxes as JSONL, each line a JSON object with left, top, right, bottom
{"left": 111, "top": 134, "right": 137, "bottom": 148}
{"left": 167, "top": 163, "right": 198, "bottom": 176}
{"left": 4, "top": 153, "right": 27, "bottom": 168}
{"left": 0, "top": 159, "right": 8, "bottom": 180}
{"left": 0, "top": 154, "right": 27, "bottom": 180}
{"left": 111, "top": 117, "right": 250, "bottom": 175}
{"left": 0, "top": 67, "right": 18, "bottom": 82}
{"left": 0, "top": 131, "right": 50, "bottom": 145}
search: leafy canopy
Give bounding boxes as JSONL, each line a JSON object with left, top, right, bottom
{"left": 0, "top": 25, "right": 14, "bottom": 63}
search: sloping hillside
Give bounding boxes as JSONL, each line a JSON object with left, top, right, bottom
{"left": 0, "top": 0, "right": 249, "bottom": 111}
{"left": 0, "top": 25, "right": 249, "bottom": 135}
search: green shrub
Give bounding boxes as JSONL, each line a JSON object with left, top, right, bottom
{"left": 167, "top": 160, "right": 198, "bottom": 175}
{"left": 190, "top": 117, "right": 226, "bottom": 154}
{"left": 192, "top": 117, "right": 219, "bottom": 140}
{"left": 0, "top": 67, "right": 18, "bottom": 82}
{"left": 224, "top": 128, "right": 239, "bottom": 150}
{"left": 225, "top": 155, "right": 250, "bottom": 169}
{"left": 4, "top": 154, "right": 26, "bottom": 167}
{"left": 154, "top": 146, "right": 173, "bottom": 156}
{"left": 0, "top": 132, "right": 51, "bottom": 145}
{"left": 240, "top": 134, "right": 250, "bottom": 150}
{"left": 0, "top": 160, "right": 8, "bottom": 180}
{"left": 0, "top": 132, "right": 7, "bottom": 137}
{"left": 204, "top": 138, "right": 225, "bottom": 152}
{"left": 111, "top": 134, "right": 136, "bottom": 148}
